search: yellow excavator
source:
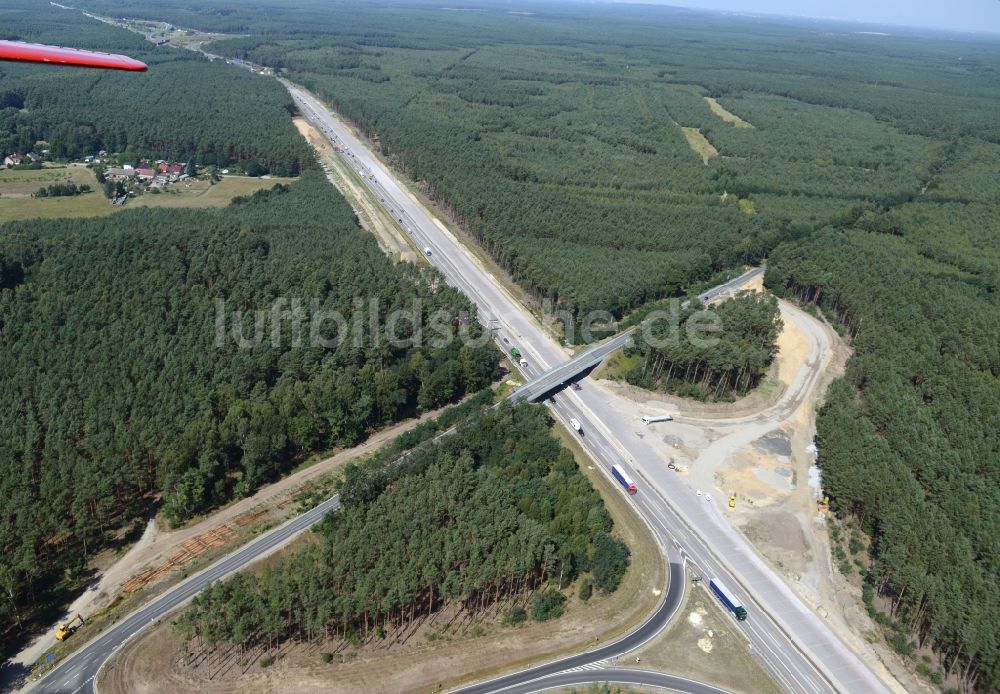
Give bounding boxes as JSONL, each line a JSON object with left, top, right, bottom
{"left": 55, "top": 614, "right": 84, "bottom": 641}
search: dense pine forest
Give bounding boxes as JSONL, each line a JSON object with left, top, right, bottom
{"left": 0, "top": 2, "right": 311, "bottom": 174}
{"left": 625, "top": 292, "right": 783, "bottom": 400}
{"left": 76, "top": 0, "right": 995, "bottom": 319}
{"left": 5, "top": 0, "right": 999, "bottom": 688}
{"left": 176, "top": 404, "right": 629, "bottom": 651}
{"left": 766, "top": 168, "right": 1000, "bottom": 690}
{"left": 75, "top": 0, "right": 996, "bottom": 684}
{"left": 0, "top": 172, "right": 496, "bottom": 658}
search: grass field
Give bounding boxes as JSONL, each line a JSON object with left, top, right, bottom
{"left": 705, "top": 97, "right": 754, "bottom": 128}
{"left": 0, "top": 165, "right": 97, "bottom": 194}
{"left": 131, "top": 176, "right": 295, "bottom": 209}
{"left": 680, "top": 127, "right": 719, "bottom": 164}
{"left": 0, "top": 169, "right": 295, "bottom": 223}
{"left": 594, "top": 349, "right": 642, "bottom": 382}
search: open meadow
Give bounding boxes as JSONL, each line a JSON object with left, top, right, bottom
{"left": 0, "top": 167, "right": 294, "bottom": 222}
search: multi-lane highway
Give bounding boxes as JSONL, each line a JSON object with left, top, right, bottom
{"left": 288, "top": 84, "right": 891, "bottom": 694}
{"left": 15, "top": 8, "right": 889, "bottom": 694}
{"left": 28, "top": 77, "right": 888, "bottom": 694}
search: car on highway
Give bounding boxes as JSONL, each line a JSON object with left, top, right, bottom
{"left": 570, "top": 382, "right": 581, "bottom": 391}
{"left": 424, "top": 247, "right": 433, "bottom": 256}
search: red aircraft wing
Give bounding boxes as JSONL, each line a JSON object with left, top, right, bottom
{"left": 0, "top": 40, "right": 147, "bottom": 71}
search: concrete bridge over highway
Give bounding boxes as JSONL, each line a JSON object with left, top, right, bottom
{"left": 511, "top": 329, "right": 636, "bottom": 402}
{"left": 509, "top": 265, "right": 765, "bottom": 403}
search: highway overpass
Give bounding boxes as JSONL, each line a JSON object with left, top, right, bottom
{"left": 511, "top": 329, "right": 635, "bottom": 402}
{"left": 27, "top": 71, "right": 887, "bottom": 694}
{"left": 289, "top": 85, "right": 890, "bottom": 694}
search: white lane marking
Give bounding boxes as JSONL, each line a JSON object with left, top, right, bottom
{"left": 69, "top": 674, "right": 95, "bottom": 694}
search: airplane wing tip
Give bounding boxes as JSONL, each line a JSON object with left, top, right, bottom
{"left": 0, "top": 40, "right": 148, "bottom": 72}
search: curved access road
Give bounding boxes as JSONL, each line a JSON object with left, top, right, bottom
{"left": 29, "top": 496, "right": 340, "bottom": 694}
{"left": 486, "top": 668, "right": 731, "bottom": 694}
{"left": 283, "top": 81, "right": 887, "bottom": 693}
{"left": 289, "top": 81, "right": 890, "bottom": 694}
{"left": 453, "top": 558, "right": 685, "bottom": 694}
{"left": 31, "top": 498, "right": 685, "bottom": 694}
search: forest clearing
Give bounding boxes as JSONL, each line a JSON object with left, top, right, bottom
{"left": 0, "top": 168, "right": 292, "bottom": 222}
{"left": 705, "top": 97, "right": 754, "bottom": 128}
{"left": 680, "top": 127, "right": 719, "bottom": 164}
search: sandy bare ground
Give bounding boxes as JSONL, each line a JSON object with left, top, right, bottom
{"left": 9, "top": 409, "right": 443, "bottom": 676}
{"left": 595, "top": 284, "right": 925, "bottom": 692}
{"left": 54, "top": 20, "right": 909, "bottom": 689}
{"left": 289, "top": 83, "right": 564, "bottom": 348}
{"left": 292, "top": 117, "right": 416, "bottom": 262}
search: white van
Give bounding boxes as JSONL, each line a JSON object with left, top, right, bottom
{"left": 570, "top": 418, "right": 582, "bottom": 433}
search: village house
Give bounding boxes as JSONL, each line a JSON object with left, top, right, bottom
{"left": 3, "top": 153, "right": 23, "bottom": 167}
{"left": 157, "top": 163, "right": 184, "bottom": 176}
{"left": 104, "top": 167, "right": 136, "bottom": 181}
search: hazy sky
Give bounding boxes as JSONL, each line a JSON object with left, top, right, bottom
{"left": 635, "top": 0, "right": 1000, "bottom": 34}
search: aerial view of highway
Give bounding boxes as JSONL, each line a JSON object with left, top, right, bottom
{"left": 21, "top": 45, "right": 894, "bottom": 694}
{"left": 287, "top": 85, "right": 890, "bottom": 693}
{"left": 4, "top": 2, "right": 995, "bottom": 694}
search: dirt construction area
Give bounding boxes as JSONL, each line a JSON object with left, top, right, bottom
{"left": 594, "top": 277, "right": 927, "bottom": 693}
{"left": 292, "top": 117, "right": 417, "bottom": 263}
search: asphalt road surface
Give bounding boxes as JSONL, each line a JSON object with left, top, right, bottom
{"left": 27, "top": 76, "right": 886, "bottom": 694}
{"left": 699, "top": 265, "right": 765, "bottom": 303}
{"left": 512, "top": 329, "right": 635, "bottom": 402}
{"left": 30, "top": 497, "right": 340, "bottom": 693}
{"left": 289, "top": 83, "right": 889, "bottom": 694}
{"left": 453, "top": 560, "right": 686, "bottom": 694}
{"left": 489, "top": 668, "right": 733, "bottom": 694}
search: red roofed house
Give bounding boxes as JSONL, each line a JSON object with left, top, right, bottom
{"left": 134, "top": 163, "right": 155, "bottom": 180}
{"left": 157, "top": 163, "right": 183, "bottom": 175}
